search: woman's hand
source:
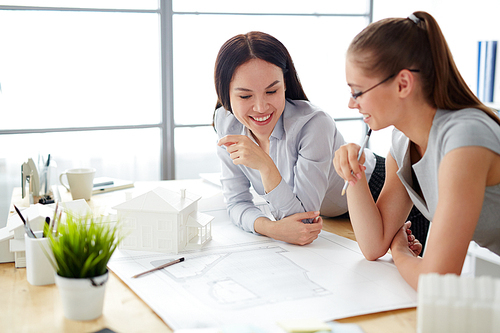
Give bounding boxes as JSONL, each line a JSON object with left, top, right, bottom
{"left": 405, "top": 221, "right": 423, "bottom": 257}
{"left": 391, "top": 221, "right": 422, "bottom": 257}
{"left": 255, "top": 211, "right": 323, "bottom": 246}
{"left": 218, "top": 134, "right": 282, "bottom": 193}
{"left": 218, "top": 135, "right": 271, "bottom": 171}
{"left": 333, "top": 143, "right": 367, "bottom": 186}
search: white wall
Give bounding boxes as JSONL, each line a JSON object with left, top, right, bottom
{"left": 373, "top": 0, "right": 500, "bottom": 88}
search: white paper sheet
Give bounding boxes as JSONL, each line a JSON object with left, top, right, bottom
{"left": 108, "top": 193, "right": 417, "bottom": 332}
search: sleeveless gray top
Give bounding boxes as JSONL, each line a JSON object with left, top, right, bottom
{"left": 390, "top": 108, "right": 500, "bottom": 256}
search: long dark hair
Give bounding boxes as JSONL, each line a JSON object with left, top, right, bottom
{"left": 347, "top": 11, "right": 500, "bottom": 125}
{"left": 214, "top": 31, "right": 307, "bottom": 114}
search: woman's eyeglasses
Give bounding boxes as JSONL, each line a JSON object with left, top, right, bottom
{"left": 351, "top": 69, "right": 420, "bottom": 101}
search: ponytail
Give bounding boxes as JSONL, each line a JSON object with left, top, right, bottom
{"left": 414, "top": 11, "right": 500, "bottom": 125}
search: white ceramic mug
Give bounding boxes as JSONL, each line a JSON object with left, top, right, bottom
{"left": 25, "top": 231, "right": 56, "bottom": 286}
{"left": 59, "top": 168, "right": 96, "bottom": 200}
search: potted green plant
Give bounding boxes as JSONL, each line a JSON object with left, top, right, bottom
{"left": 44, "top": 211, "right": 122, "bottom": 321}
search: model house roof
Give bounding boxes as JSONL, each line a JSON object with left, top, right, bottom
{"left": 0, "top": 227, "right": 14, "bottom": 242}
{"left": 112, "top": 187, "right": 201, "bottom": 213}
{"left": 8, "top": 204, "right": 54, "bottom": 232}
{"left": 187, "top": 211, "right": 214, "bottom": 227}
{"left": 61, "top": 199, "right": 92, "bottom": 218}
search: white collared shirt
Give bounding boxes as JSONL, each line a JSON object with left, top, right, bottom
{"left": 215, "top": 99, "right": 376, "bottom": 233}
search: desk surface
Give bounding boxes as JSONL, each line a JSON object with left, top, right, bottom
{"left": 1, "top": 182, "right": 416, "bottom": 333}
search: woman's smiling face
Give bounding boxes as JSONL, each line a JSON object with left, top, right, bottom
{"left": 229, "top": 58, "right": 286, "bottom": 142}
{"left": 346, "top": 57, "right": 398, "bottom": 131}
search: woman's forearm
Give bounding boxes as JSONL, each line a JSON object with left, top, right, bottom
{"left": 258, "top": 158, "right": 282, "bottom": 194}
{"left": 345, "top": 174, "right": 391, "bottom": 260}
{"left": 391, "top": 226, "right": 423, "bottom": 290}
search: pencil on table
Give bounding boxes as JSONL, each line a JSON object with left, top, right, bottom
{"left": 132, "top": 257, "right": 185, "bottom": 278}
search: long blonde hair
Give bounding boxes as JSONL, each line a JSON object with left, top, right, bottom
{"left": 348, "top": 11, "right": 500, "bottom": 125}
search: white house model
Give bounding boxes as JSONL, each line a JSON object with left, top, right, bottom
{"left": 1, "top": 200, "right": 93, "bottom": 268}
{"left": 112, "top": 187, "right": 213, "bottom": 254}
{"left": 6, "top": 204, "right": 55, "bottom": 268}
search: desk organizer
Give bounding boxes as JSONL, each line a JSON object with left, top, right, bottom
{"left": 417, "top": 273, "right": 500, "bottom": 332}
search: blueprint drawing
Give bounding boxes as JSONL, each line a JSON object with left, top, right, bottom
{"left": 150, "top": 244, "right": 330, "bottom": 310}
{"left": 108, "top": 215, "right": 417, "bottom": 331}
{"left": 107, "top": 180, "right": 416, "bottom": 331}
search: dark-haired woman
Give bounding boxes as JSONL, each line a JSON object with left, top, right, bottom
{"left": 334, "top": 12, "right": 500, "bottom": 290}
{"left": 213, "top": 31, "right": 398, "bottom": 246}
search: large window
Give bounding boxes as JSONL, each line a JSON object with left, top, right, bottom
{"left": 172, "top": 1, "right": 372, "bottom": 178}
{"left": 0, "top": 1, "right": 163, "bottom": 227}
{"left": 0, "top": 0, "right": 373, "bottom": 226}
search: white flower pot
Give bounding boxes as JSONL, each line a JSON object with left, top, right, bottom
{"left": 55, "top": 271, "right": 109, "bottom": 321}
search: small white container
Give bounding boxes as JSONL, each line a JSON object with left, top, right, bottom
{"left": 55, "top": 271, "right": 109, "bottom": 321}
{"left": 24, "top": 231, "right": 56, "bottom": 286}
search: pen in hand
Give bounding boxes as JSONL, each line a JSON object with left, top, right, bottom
{"left": 341, "top": 129, "right": 372, "bottom": 196}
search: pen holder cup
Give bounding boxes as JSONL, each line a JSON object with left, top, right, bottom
{"left": 25, "top": 231, "right": 56, "bottom": 286}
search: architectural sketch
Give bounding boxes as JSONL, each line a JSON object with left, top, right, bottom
{"left": 113, "top": 187, "right": 213, "bottom": 254}
{"left": 109, "top": 231, "right": 417, "bottom": 331}
{"left": 107, "top": 180, "right": 417, "bottom": 331}
{"left": 150, "top": 245, "right": 330, "bottom": 310}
